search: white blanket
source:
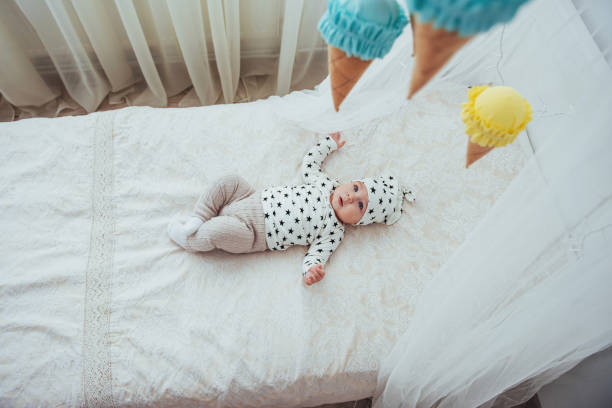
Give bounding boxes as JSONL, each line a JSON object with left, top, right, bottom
{"left": 0, "top": 82, "right": 525, "bottom": 407}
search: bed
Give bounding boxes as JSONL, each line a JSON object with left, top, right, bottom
{"left": 0, "top": 82, "right": 525, "bottom": 407}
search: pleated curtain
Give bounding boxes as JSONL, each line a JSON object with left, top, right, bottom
{"left": 0, "top": 0, "right": 327, "bottom": 121}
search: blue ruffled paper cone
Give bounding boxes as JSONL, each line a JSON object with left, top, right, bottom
{"left": 318, "top": 0, "right": 408, "bottom": 111}
{"left": 406, "top": 0, "right": 531, "bottom": 97}
{"left": 408, "top": 15, "right": 472, "bottom": 98}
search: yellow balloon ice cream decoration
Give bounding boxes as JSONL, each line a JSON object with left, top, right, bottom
{"left": 461, "top": 85, "right": 532, "bottom": 167}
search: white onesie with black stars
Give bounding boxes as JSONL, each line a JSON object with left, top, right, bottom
{"left": 261, "top": 136, "right": 345, "bottom": 277}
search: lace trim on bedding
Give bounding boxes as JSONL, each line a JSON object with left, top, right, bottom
{"left": 83, "top": 113, "right": 116, "bottom": 407}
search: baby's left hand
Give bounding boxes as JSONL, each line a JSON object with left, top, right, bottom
{"left": 329, "top": 132, "right": 346, "bottom": 149}
{"left": 304, "top": 264, "right": 326, "bottom": 286}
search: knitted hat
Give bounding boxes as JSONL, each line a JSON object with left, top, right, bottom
{"left": 356, "top": 175, "right": 415, "bottom": 226}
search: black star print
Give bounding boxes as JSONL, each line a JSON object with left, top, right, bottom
{"left": 389, "top": 198, "right": 392, "bottom": 203}
{"left": 320, "top": 215, "right": 324, "bottom": 221}
{"left": 307, "top": 191, "right": 312, "bottom": 195}
{"left": 369, "top": 209, "right": 374, "bottom": 214}
{"left": 297, "top": 235, "right": 302, "bottom": 240}
{"left": 333, "top": 222, "right": 338, "bottom": 227}
{"left": 263, "top": 197, "right": 268, "bottom": 201}
{"left": 321, "top": 182, "right": 326, "bottom": 187}
{"left": 370, "top": 187, "right": 376, "bottom": 194}
{"left": 264, "top": 213, "right": 269, "bottom": 218}
{"left": 285, "top": 209, "right": 291, "bottom": 215}
{"left": 294, "top": 217, "right": 299, "bottom": 223}
{"left": 317, "top": 249, "right": 323, "bottom": 253}
{"left": 284, "top": 193, "right": 288, "bottom": 198}
{"left": 296, "top": 192, "right": 301, "bottom": 196}
{"left": 283, "top": 237, "right": 287, "bottom": 241}
{"left": 277, "top": 202, "right": 282, "bottom": 207}
{"left": 272, "top": 210, "right": 276, "bottom": 216}
{"left": 306, "top": 216, "right": 311, "bottom": 222}
{"left": 382, "top": 208, "right": 386, "bottom": 213}
{"left": 330, "top": 239, "right": 335, "bottom": 244}
{"left": 308, "top": 152, "right": 313, "bottom": 156}
{"left": 271, "top": 194, "right": 275, "bottom": 199}
{"left": 330, "top": 231, "right": 334, "bottom": 235}
{"left": 304, "top": 173, "right": 308, "bottom": 178}
{"left": 389, "top": 176, "right": 394, "bottom": 180}
{"left": 316, "top": 234, "right": 321, "bottom": 239}
{"left": 306, "top": 233, "right": 311, "bottom": 239}
{"left": 379, "top": 198, "right": 383, "bottom": 205}
{"left": 288, "top": 228, "right": 293, "bottom": 234}
{"left": 300, "top": 208, "right": 304, "bottom": 213}
{"left": 307, "top": 164, "right": 312, "bottom": 168}
{"left": 279, "top": 220, "right": 284, "bottom": 226}
{"left": 373, "top": 179, "right": 378, "bottom": 184}
{"left": 275, "top": 229, "right": 279, "bottom": 234}
{"left": 317, "top": 197, "right": 321, "bottom": 202}
{"left": 292, "top": 201, "right": 295, "bottom": 205}
{"left": 267, "top": 232, "right": 272, "bottom": 237}
{"left": 314, "top": 225, "right": 318, "bottom": 230}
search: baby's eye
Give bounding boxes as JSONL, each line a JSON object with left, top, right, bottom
{"left": 353, "top": 184, "right": 358, "bottom": 192}
{"left": 359, "top": 201, "right": 364, "bottom": 210}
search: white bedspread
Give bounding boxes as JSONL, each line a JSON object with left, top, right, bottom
{"left": 0, "top": 82, "right": 525, "bottom": 407}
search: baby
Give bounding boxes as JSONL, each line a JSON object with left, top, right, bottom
{"left": 168, "top": 132, "right": 415, "bottom": 285}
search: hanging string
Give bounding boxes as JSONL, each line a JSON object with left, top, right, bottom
{"left": 495, "top": 24, "right": 506, "bottom": 85}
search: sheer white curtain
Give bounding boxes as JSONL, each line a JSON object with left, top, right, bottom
{"left": 0, "top": 0, "right": 327, "bottom": 121}
{"left": 274, "top": 0, "right": 612, "bottom": 406}
{"left": 371, "top": 0, "right": 612, "bottom": 406}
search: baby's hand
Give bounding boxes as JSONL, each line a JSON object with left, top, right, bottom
{"left": 304, "top": 264, "right": 326, "bottom": 286}
{"left": 329, "top": 132, "right": 346, "bottom": 149}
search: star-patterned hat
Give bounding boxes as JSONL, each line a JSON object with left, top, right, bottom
{"left": 356, "top": 175, "right": 415, "bottom": 226}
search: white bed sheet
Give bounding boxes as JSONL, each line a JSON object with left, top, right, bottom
{"left": 0, "top": 82, "right": 525, "bottom": 407}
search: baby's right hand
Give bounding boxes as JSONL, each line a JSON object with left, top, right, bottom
{"left": 305, "top": 264, "right": 326, "bottom": 286}
{"left": 329, "top": 132, "right": 345, "bottom": 149}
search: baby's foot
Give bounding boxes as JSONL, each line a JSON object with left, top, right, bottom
{"left": 403, "top": 187, "right": 416, "bottom": 203}
{"left": 168, "top": 216, "right": 203, "bottom": 248}
{"left": 182, "top": 216, "right": 204, "bottom": 235}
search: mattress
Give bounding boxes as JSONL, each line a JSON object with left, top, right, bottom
{"left": 0, "top": 82, "right": 525, "bottom": 407}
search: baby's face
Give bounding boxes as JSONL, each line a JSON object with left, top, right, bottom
{"left": 330, "top": 181, "right": 369, "bottom": 225}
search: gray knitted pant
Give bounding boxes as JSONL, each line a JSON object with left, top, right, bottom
{"left": 186, "top": 175, "right": 268, "bottom": 253}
